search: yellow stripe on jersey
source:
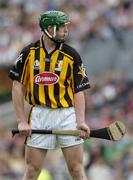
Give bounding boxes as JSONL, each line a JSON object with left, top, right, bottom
{"left": 23, "top": 59, "right": 30, "bottom": 85}
{"left": 39, "top": 48, "right": 46, "bottom": 105}
{"left": 59, "top": 56, "right": 72, "bottom": 107}
{"left": 29, "top": 49, "right": 36, "bottom": 105}
{"left": 48, "top": 50, "right": 60, "bottom": 108}
{"left": 66, "top": 61, "right": 74, "bottom": 105}
{"left": 20, "top": 56, "right": 29, "bottom": 85}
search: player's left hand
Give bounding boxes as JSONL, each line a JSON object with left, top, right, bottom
{"left": 77, "top": 123, "right": 90, "bottom": 139}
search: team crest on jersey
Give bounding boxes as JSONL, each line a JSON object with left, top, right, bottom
{"left": 54, "top": 60, "right": 63, "bottom": 71}
{"left": 34, "top": 59, "right": 40, "bottom": 70}
{"left": 34, "top": 72, "right": 59, "bottom": 85}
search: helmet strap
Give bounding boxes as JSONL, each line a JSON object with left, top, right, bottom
{"left": 43, "top": 26, "right": 63, "bottom": 43}
{"left": 44, "top": 29, "right": 53, "bottom": 39}
{"left": 53, "top": 25, "right": 57, "bottom": 38}
{"left": 44, "top": 29, "right": 57, "bottom": 43}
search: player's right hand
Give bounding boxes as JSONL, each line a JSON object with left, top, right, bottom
{"left": 77, "top": 123, "right": 90, "bottom": 139}
{"left": 18, "top": 121, "right": 31, "bottom": 136}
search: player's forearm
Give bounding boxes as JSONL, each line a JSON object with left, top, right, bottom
{"left": 12, "top": 80, "right": 26, "bottom": 123}
{"left": 74, "top": 91, "right": 85, "bottom": 125}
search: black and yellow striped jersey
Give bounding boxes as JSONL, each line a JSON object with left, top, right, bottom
{"left": 9, "top": 36, "right": 90, "bottom": 108}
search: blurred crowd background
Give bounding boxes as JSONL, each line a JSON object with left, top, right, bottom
{"left": 0, "top": 0, "right": 133, "bottom": 179}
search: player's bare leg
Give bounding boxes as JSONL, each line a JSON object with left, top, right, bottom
{"left": 23, "top": 146, "right": 47, "bottom": 180}
{"left": 62, "top": 144, "right": 87, "bottom": 180}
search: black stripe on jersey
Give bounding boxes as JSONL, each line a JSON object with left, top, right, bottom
{"left": 33, "top": 48, "right": 41, "bottom": 105}
{"left": 63, "top": 63, "right": 73, "bottom": 106}
{"left": 54, "top": 52, "right": 64, "bottom": 107}
{"left": 21, "top": 58, "right": 29, "bottom": 84}
{"left": 44, "top": 54, "right": 51, "bottom": 107}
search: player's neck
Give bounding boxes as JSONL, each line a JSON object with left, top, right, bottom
{"left": 43, "top": 35, "right": 56, "bottom": 53}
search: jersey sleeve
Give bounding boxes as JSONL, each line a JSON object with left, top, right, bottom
{"left": 9, "top": 45, "right": 30, "bottom": 86}
{"left": 73, "top": 52, "right": 90, "bottom": 93}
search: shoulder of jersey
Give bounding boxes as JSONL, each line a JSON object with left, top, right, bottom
{"left": 23, "top": 40, "right": 40, "bottom": 53}
{"left": 62, "top": 43, "right": 78, "bottom": 55}
{"left": 62, "top": 43, "right": 79, "bottom": 59}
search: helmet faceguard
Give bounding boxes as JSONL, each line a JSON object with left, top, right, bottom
{"left": 39, "top": 11, "right": 70, "bottom": 43}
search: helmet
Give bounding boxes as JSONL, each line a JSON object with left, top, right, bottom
{"left": 39, "top": 10, "right": 70, "bottom": 31}
{"left": 39, "top": 11, "right": 70, "bottom": 43}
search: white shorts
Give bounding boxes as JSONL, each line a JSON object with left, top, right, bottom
{"left": 26, "top": 106, "right": 83, "bottom": 149}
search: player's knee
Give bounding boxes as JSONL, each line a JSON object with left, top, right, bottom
{"left": 69, "top": 163, "right": 84, "bottom": 178}
{"left": 26, "top": 163, "right": 41, "bottom": 179}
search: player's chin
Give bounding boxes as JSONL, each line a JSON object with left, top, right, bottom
{"left": 61, "top": 34, "right": 68, "bottom": 41}
{"left": 61, "top": 37, "right": 67, "bottom": 42}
